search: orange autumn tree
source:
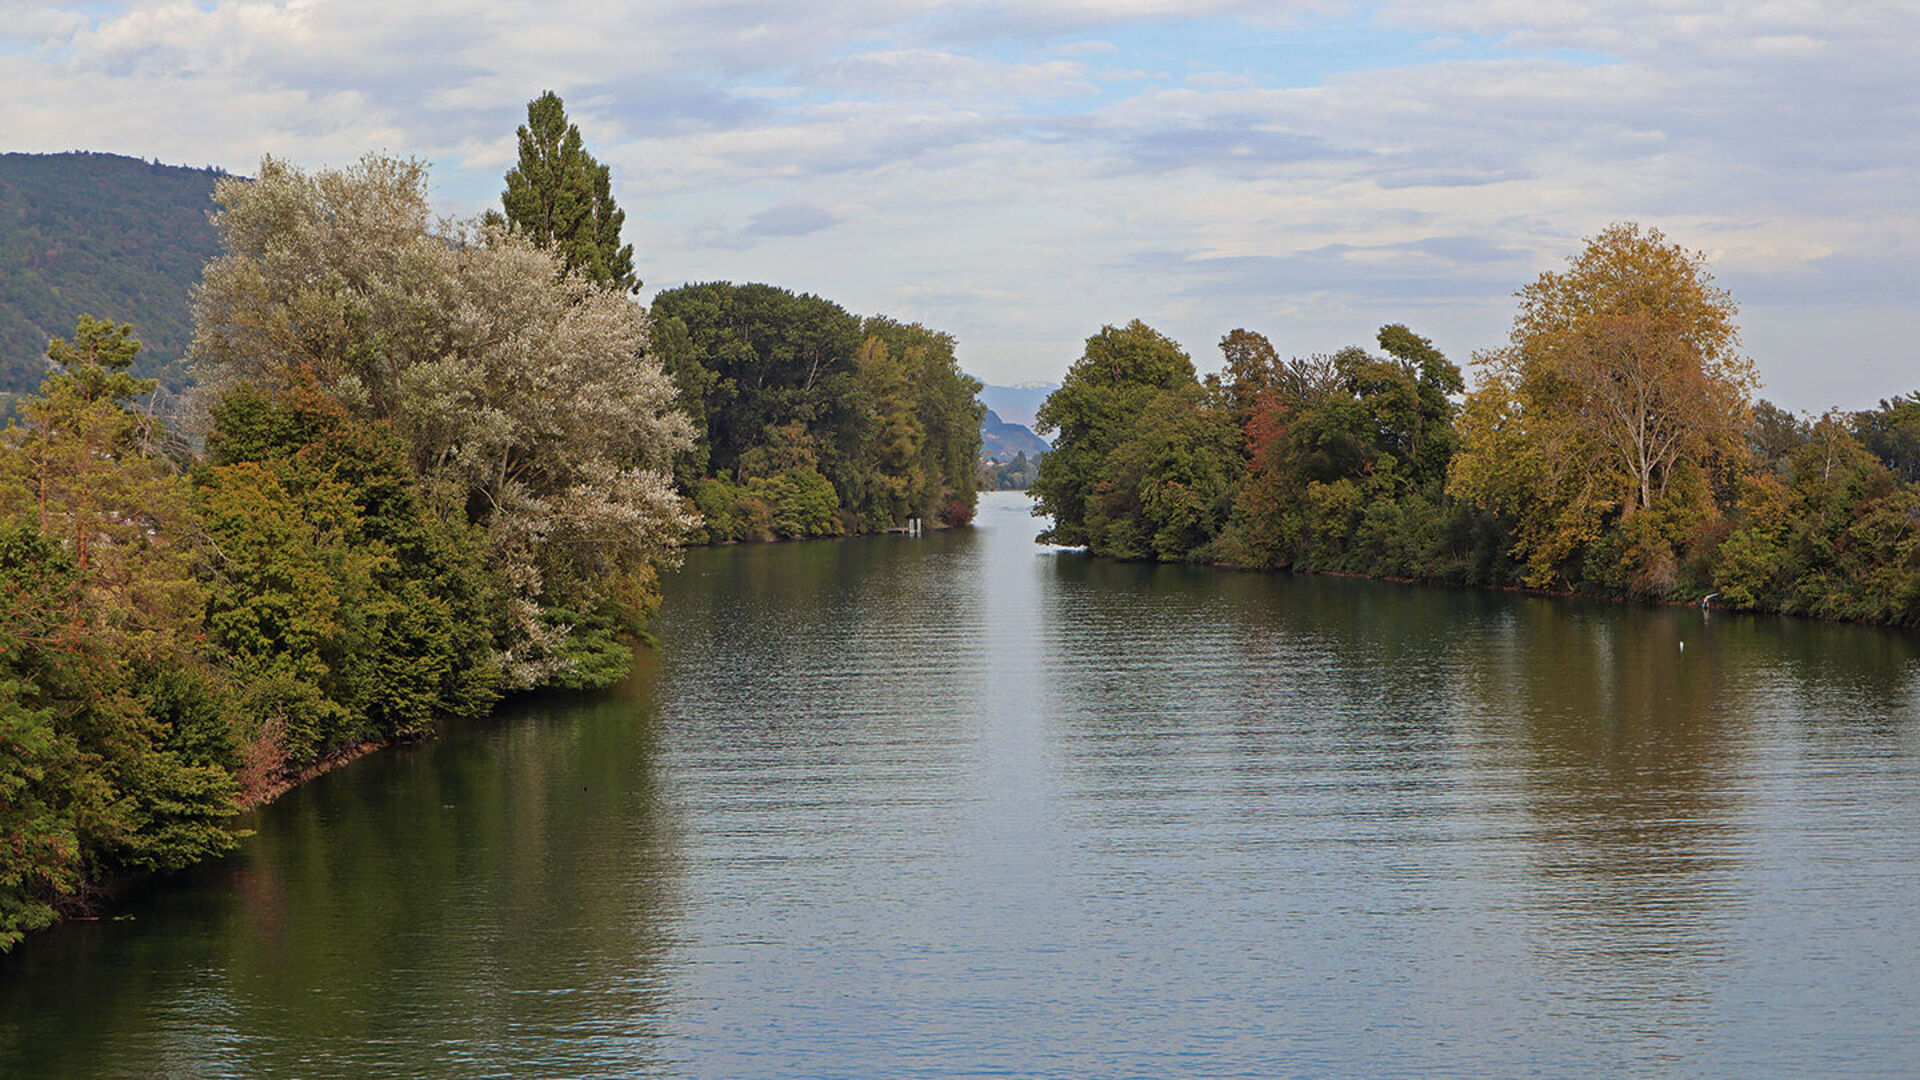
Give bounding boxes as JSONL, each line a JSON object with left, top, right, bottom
{"left": 1449, "top": 223, "right": 1756, "bottom": 594}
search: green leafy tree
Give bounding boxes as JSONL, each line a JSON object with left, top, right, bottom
{"left": 1747, "top": 400, "right": 1809, "bottom": 477}
{"left": 651, "top": 283, "right": 865, "bottom": 484}
{"left": 1376, "top": 323, "right": 1465, "bottom": 486}
{"left": 651, "top": 285, "right": 981, "bottom": 534}
{"left": 0, "top": 518, "right": 236, "bottom": 898}
{"left": 757, "top": 468, "right": 844, "bottom": 538}
{"left": 851, "top": 336, "right": 924, "bottom": 528}
{"left": 1716, "top": 412, "right": 1920, "bottom": 622}
{"left": 0, "top": 319, "right": 241, "bottom": 948}
{"left": 1853, "top": 392, "right": 1920, "bottom": 483}
{"left": 1217, "top": 327, "right": 1281, "bottom": 436}
{"left": 0, "top": 528, "right": 88, "bottom": 949}
{"left": 0, "top": 316, "right": 207, "bottom": 659}
{"left": 862, "top": 317, "right": 983, "bottom": 525}
{"left": 1085, "top": 383, "right": 1239, "bottom": 561}
{"left": 1211, "top": 324, "right": 1471, "bottom": 576}
{"left": 200, "top": 374, "right": 504, "bottom": 769}
{"left": 499, "top": 91, "right": 638, "bottom": 293}
{"left": 1032, "top": 320, "right": 1197, "bottom": 546}
{"left": 687, "top": 475, "right": 772, "bottom": 543}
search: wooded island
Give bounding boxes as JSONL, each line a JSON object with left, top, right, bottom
{"left": 1033, "top": 223, "right": 1920, "bottom": 624}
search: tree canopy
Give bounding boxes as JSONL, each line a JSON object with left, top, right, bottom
{"left": 0, "top": 320, "right": 238, "bottom": 949}
{"left": 191, "top": 153, "right": 692, "bottom": 687}
{"left": 1030, "top": 319, "right": 1197, "bottom": 547}
{"left": 1449, "top": 222, "right": 1756, "bottom": 589}
{"left": 652, "top": 282, "right": 982, "bottom": 540}
{"left": 1026, "top": 223, "right": 1920, "bottom": 620}
{"left": 499, "top": 91, "right": 638, "bottom": 294}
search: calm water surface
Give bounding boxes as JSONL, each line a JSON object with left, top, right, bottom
{"left": 4, "top": 491, "right": 1920, "bottom": 1077}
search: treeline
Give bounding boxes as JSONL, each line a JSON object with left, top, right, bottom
{"left": 1035, "top": 223, "right": 1920, "bottom": 626}
{"left": 653, "top": 282, "right": 983, "bottom": 541}
{"left": 0, "top": 147, "right": 692, "bottom": 948}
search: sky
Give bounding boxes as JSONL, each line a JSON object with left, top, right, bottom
{"left": 3, "top": 1, "right": 1916, "bottom": 411}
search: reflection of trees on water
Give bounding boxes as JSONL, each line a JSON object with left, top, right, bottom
{"left": 1460, "top": 599, "right": 1748, "bottom": 1017}
{"left": 1037, "top": 558, "right": 1510, "bottom": 818}
{"left": 1717, "top": 611, "right": 1920, "bottom": 727}
{"left": 1460, "top": 598, "right": 1920, "bottom": 1001}
{"left": 0, "top": 661, "right": 691, "bottom": 1079}
{"left": 1034, "top": 557, "right": 1920, "bottom": 1066}
{"left": 655, "top": 530, "right": 988, "bottom": 820}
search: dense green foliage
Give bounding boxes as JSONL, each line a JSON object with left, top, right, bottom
{"left": 652, "top": 282, "right": 983, "bottom": 540}
{"left": 1030, "top": 320, "right": 1200, "bottom": 548}
{"left": 0, "top": 321, "right": 238, "bottom": 949}
{"left": 0, "top": 153, "right": 224, "bottom": 397}
{"left": 497, "top": 92, "right": 638, "bottom": 294}
{"left": 1038, "top": 224, "right": 1920, "bottom": 628}
{"left": 0, "top": 151, "right": 692, "bottom": 946}
{"left": 0, "top": 312, "right": 520, "bottom": 947}
{"left": 198, "top": 376, "right": 502, "bottom": 763}
{"left": 190, "top": 154, "right": 692, "bottom": 689}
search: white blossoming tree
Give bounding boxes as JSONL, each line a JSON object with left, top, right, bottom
{"left": 189, "top": 154, "right": 694, "bottom": 688}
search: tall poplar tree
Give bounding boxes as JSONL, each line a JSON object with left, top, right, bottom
{"left": 500, "top": 91, "right": 639, "bottom": 293}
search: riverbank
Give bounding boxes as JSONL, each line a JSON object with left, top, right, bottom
{"left": 237, "top": 737, "right": 399, "bottom": 811}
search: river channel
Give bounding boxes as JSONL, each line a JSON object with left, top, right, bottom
{"left": 3, "top": 490, "right": 1919, "bottom": 1077}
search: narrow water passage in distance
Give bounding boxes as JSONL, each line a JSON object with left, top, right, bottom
{"left": 3, "top": 490, "right": 1919, "bottom": 1077}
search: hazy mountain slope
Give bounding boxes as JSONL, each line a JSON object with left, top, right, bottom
{"left": 0, "top": 152, "right": 225, "bottom": 394}
{"left": 980, "top": 407, "right": 1050, "bottom": 461}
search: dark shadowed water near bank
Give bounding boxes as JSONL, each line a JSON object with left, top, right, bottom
{"left": 5, "top": 490, "right": 1920, "bottom": 1078}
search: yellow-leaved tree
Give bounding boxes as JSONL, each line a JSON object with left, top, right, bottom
{"left": 1449, "top": 223, "right": 1757, "bottom": 594}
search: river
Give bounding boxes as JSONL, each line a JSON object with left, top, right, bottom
{"left": 3, "top": 490, "right": 1919, "bottom": 1077}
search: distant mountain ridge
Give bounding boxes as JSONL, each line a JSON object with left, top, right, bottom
{"left": 979, "top": 407, "right": 1049, "bottom": 462}
{"left": 0, "top": 152, "right": 225, "bottom": 395}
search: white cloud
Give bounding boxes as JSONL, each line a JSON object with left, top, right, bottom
{"left": 1, "top": 1, "right": 1915, "bottom": 404}
{"left": 810, "top": 49, "right": 1098, "bottom": 102}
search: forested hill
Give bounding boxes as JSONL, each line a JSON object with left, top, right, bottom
{"left": 0, "top": 152, "right": 224, "bottom": 395}
{"left": 981, "top": 408, "right": 1049, "bottom": 461}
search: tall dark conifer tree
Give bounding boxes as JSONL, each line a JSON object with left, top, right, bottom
{"left": 500, "top": 91, "right": 639, "bottom": 293}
